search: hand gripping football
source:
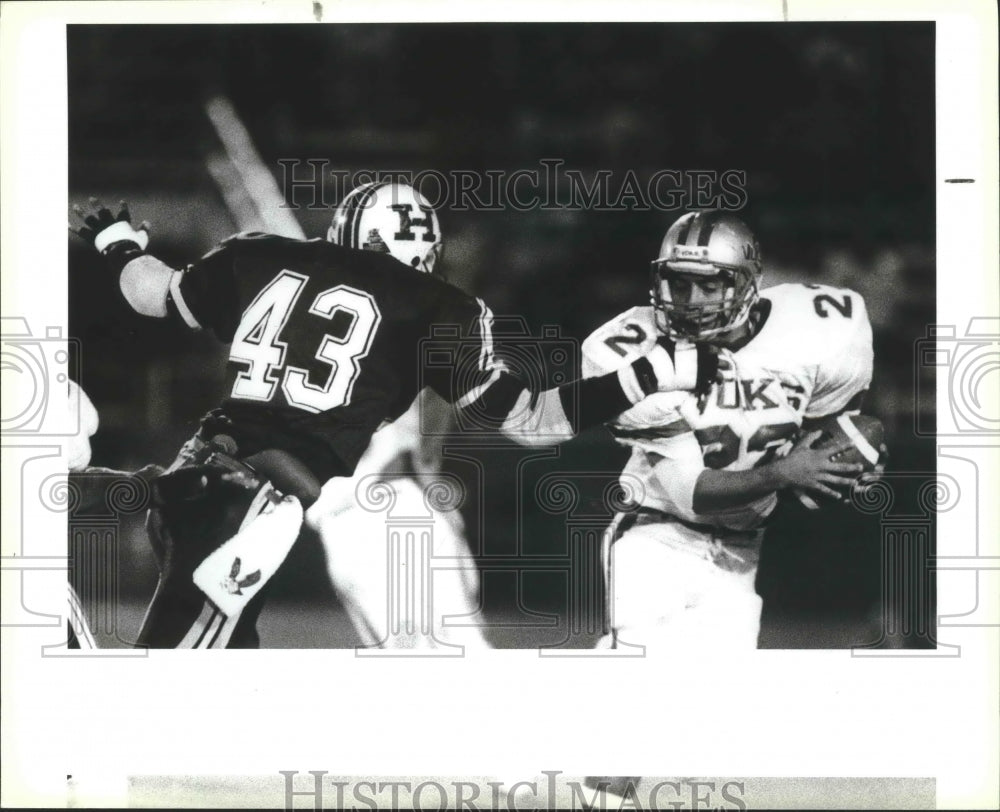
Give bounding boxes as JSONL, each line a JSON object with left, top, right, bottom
{"left": 795, "top": 413, "right": 887, "bottom": 509}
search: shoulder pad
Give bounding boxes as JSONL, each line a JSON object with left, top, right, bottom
{"left": 762, "top": 283, "right": 872, "bottom": 346}
{"left": 760, "top": 285, "right": 873, "bottom": 418}
{"left": 581, "top": 306, "right": 659, "bottom": 377}
{"left": 198, "top": 232, "right": 268, "bottom": 262}
{"left": 230, "top": 231, "right": 270, "bottom": 242}
{"left": 219, "top": 232, "right": 299, "bottom": 251}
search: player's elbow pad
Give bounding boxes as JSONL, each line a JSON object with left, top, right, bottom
{"left": 119, "top": 256, "right": 177, "bottom": 318}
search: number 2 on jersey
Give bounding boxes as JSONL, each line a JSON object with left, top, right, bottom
{"left": 812, "top": 292, "right": 853, "bottom": 319}
{"left": 603, "top": 323, "right": 647, "bottom": 356}
{"left": 229, "top": 270, "right": 382, "bottom": 413}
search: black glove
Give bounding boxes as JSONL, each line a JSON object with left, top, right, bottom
{"left": 70, "top": 198, "right": 150, "bottom": 253}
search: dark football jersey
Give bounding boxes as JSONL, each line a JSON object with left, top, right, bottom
{"left": 175, "top": 233, "right": 498, "bottom": 480}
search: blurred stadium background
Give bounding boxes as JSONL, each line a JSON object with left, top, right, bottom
{"left": 68, "top": 23, "right": 936, "bottom": 648}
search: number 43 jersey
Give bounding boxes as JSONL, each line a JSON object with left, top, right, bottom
{"left": 581, "top": 283, "right": 874, "bottom": 530}
{"left": 173, "top": 233, "right": 501, "bottom": 481}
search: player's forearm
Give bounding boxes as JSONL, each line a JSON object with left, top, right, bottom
{"left": 497, "top": 343, "right": 715, "bottom": 445}
{"left": 693, "top": 463, "right": 791, "bottom": 514}
{"left": 497, "top": 372, "right": 636, "bottom": 445}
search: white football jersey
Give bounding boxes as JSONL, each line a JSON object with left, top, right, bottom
{"left": 582, "top": 283, "right": 873, "bottom": 530}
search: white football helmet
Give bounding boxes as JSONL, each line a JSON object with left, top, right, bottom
{"left": 650, "top": 210, "right": 763, "bottom": 341}
{"left": 328, "top": 181, "right": 443, "bottom": 274}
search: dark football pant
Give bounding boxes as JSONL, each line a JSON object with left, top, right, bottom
{"left": 136, "top": 435, "right": 278, "bottom": 649}
{"left": 138, "top": 508, "right": 274, "bottom": 648}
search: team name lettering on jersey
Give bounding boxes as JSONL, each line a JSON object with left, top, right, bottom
{"left": 698, "top": 377, "right": 782, "bottom": 412}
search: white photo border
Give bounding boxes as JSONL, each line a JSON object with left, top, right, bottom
{"left": 1, "top": 0, "right": 997, "bottom": 808}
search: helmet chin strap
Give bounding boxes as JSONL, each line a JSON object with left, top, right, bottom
{"left": 418, "top": 242, "right": 443, "bottom": 275}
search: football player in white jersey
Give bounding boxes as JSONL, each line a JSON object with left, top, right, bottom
{"left": 582, "top": 210, "right": 875, "bottom": 653}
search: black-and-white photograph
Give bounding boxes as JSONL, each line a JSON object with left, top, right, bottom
{"left": 63, "top": 22, "right": 934, "bottom": 652}
{"left": 2, "top": 1, "right": 997, "bottom": 809}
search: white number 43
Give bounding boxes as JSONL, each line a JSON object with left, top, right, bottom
{"left": 229, "top": 270, "right": 382, "bottom": 413}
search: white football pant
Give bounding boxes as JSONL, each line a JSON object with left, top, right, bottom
{"left": 312, "top": 477, "right": 489, "bottom": 650}
{"left": 600, "top": 513, "right": 763, "bottom": 655}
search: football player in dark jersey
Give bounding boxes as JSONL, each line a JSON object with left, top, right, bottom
{"left": 71, "top": 184, "right": 719, "bottom": 648}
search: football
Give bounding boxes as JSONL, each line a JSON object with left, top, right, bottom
{"left": 795, "top": 413, "right": 886, "bottom": 509}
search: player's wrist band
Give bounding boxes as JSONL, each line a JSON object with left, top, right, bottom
{"left": 615, "top": 358, "right": 651, "bottom": 403}
{"left": 94, "top": 220, "right": 149, "bottom": 253}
